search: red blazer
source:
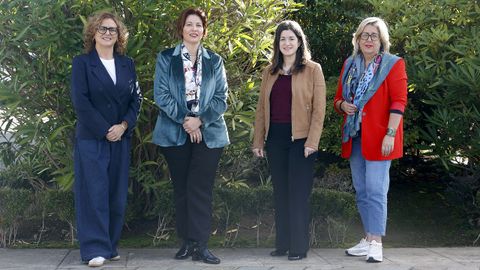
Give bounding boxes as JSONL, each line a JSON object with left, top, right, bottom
{"left": 334, "top": 58, "right": 408, "bottom": 160}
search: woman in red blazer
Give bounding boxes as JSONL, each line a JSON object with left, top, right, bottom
{"left": 333, "top": 17, "right": 407, "bottom": 263}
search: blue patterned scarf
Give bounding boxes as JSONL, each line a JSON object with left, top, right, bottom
{"left": 341, "top": 53, "right": 400, "bottom": 142}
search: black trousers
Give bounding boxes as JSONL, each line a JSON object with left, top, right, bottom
{"left": 266, "top": 123, "right": 316, "bottom": 254}
{"left": 160, "top": 139, "right": 223, "bottom": 245}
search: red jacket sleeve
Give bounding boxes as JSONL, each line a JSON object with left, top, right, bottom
{"left": 387, "top": 59, "right": 408, "bottom": 113}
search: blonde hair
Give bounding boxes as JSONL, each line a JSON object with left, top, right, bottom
{"left": 83, "top": 11, "right": 128, "bottom": 55}
{"left": 351, "top": 17, "right": 390, "bottom": 57}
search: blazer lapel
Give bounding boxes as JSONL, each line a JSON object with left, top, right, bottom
{"left": 89, "top": 49, "right": 115, "bottom": 91}
{"left": 171, "top": 46, "right": 187, "bottom": 107}
{"left": 114, "top": 53, "right": 128, "bottom": 88}
{"left": 111, "top": 54, "right": 129, "bottom": 103}
{"left": 200, "top": 46, "right": 212, "bottom": 109}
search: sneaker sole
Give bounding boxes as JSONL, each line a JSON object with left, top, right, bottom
{"left": 345, "top": 250, "right": 368, "bottom": 256}
{"left": 366, "top": 257, "right": 382, "bottom": 263}
{"left": 87, "top": 262, "right": 105, "bottom": 267}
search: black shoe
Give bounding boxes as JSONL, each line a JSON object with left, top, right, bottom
{"left": 174, "top": 241, "right": 196, "bottom": 260}
{"left": 192, "top": 247, "right": 221, "bottom": 264}
{"left": 270, "top": 249, "right": 288, "bottom": 256}
{"left": 288, "top": 253, "right": 306, "bottom": 260}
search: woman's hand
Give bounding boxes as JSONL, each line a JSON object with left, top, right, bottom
{"left": 381, "top": 135, "right": 395, "bottom": 156}
{"left": 304, "top": 146, "right": 317, "bottom": 158}
{"left": 106, "top": 124, "right": 126, "bottom": 142}
{"left": 252, "top": 148, "right": 264, "bottom": 158}
{"left": 183, "top": 116, "right": 202, "bottom": 133}
{"left": 340, "top": 101, "right": 358, "bottom": 115}
{"left": 189, "top": 129, "right": 203, "bottom": 143}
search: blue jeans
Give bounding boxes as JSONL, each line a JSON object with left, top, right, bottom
{"left": 349, "top": 137, "right": 391, "bottom": 236}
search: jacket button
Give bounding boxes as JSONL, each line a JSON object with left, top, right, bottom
{"left": 362, "top": 112, "right": 366, "bottom": 116}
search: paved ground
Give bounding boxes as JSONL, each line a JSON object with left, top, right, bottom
{"left": 0, "top": 247, "right": 479, "bottom": 270}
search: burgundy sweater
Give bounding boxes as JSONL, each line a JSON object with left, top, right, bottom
{"left": 269, "top": 74, "right": 292, "bottom": 123}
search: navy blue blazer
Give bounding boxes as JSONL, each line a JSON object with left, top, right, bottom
{"left": 71, "top": 49, "right": 141, "bottom": 140}
{"left": 152, "top": 44, "right": 229, "bottom": 148}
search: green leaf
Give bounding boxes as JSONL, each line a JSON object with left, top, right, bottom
{"left": 12, "top": 25, "right": 31, "bottom": 42}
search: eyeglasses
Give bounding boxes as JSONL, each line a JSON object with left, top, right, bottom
{"left": 360, "top": 32, "right": 379, "bottom": 41}
{"left": 97, "top": 26, "right": 118, "bottom": 35}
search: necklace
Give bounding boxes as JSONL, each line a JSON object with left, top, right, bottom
{"left": 282, "top": 66, "right": 292, "bottom": 75}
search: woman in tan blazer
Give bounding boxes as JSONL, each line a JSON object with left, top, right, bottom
{"left": 252, "top": 20, "right": 326, "bottom": 260}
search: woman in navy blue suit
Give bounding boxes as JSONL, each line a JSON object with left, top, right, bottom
{"left": 152, "top": 7, "right": 229, "bottom": 265}
{"left": 71, "top": 11, "right": 141, "bottom": 267}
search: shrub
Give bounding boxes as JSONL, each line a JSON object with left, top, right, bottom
{"left": 315, "top": 163, "right": 353, "bottom": 193}
{"left": 0, "top": 186, "right": 355, "bottom": 247}
{"left": 0, "top": 188, "right": 32, "bottom": 247}
{"left": 0, "top": 0, "right": 300, "bottom": 213}
{"left": 43, "top": 189, "right": 75, "bottom": 245}
{"left": 371, "top": 0, "right": 480, "bottom": 230}
{"left": 370, "top": 0, "right": 479, "bottom": 173}
{"left": 310, "top": 188, "right": 356, "bottom": 246}
{"left": 290, "top": 0, "right": 374, "bottom": 77}
{"left": 291, "top": 0, "right": 421, "bottom": 160}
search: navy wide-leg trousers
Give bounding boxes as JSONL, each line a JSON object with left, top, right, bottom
{"left": 74, "top": 138, "right": 131, "bottom": 261}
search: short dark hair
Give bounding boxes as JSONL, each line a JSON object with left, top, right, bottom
{"left": 270, "top": 20, "right": 311, "bottom": 75}
{"left": 176, "top": 8, "right": 208, "bottom": 39}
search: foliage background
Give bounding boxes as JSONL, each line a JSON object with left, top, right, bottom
{"left": 0, "top": 0, "right": 301, "bottom": 218}
{"left": 0, "top": 0, "right": 479, "bottom": 245}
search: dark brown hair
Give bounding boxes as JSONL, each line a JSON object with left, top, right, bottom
{"left": 270, "top": 20, "right": 311, "bottom": 75}
{"left": 176, "top": 8, "right": 208, "bottom": 39}
{"left": 83, "top": 11, "right": 128, "bottom": 54}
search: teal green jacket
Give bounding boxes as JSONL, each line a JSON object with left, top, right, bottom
{"left": 152, "top": 44, "right": 229, "bottom": 148}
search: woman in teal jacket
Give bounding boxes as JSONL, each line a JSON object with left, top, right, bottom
{"left": 152, "top": 7, "right": 229, "bottom": 265}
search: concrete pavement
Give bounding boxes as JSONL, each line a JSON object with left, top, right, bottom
{"left": 0, "top": 247, "right": 479, "bottom": 270}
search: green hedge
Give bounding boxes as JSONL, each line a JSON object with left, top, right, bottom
{"left": 0, "top": 188, "right": 32, "bottom": 247}
{"left": 0, "top": 186, "right": 355, "bottom": 248}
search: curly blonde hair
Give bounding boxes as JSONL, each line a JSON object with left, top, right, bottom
{"left": 83, "top": 11, "right": 128, "bottom": 55}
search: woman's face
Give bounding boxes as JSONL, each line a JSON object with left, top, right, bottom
{"left": 279, "top": 29, "right": 300, "bottom": 58}
{"left": 182, "top": 14, "right": 204, "bottom": 46}
{"left": 94, "top": 18, "right": 118, "bottom": 50}
{"left": 359, "top": 24, "right": 381, "bottom": 60}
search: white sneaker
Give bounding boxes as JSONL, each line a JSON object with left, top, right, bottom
{"left": 88, "top": 256, "right": 106, "bottom": 267}
{"left": 366, "top": 240, "right": 383, "bottom": 262}
{"left": 345, "top": 238, "right": 369, "bottom": 256}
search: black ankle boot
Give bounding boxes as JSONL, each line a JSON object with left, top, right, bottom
{"left": 174, "top": 240, "right": 196, "bottom": 259}
{"left": 192, "top": 246, "right": 221, "bottom": 264}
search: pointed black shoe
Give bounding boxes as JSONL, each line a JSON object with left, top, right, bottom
{"left": 288, "top": 253, "right": 307, "bottom": 260}
{"left": 270, "top": 249, "right": 288, "bottom": 256}
{"left": 192, "top": 247, "right": 221, "bottom": 264}
{"left": 174, "top": 241, "right": 196, "bottom": 260}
